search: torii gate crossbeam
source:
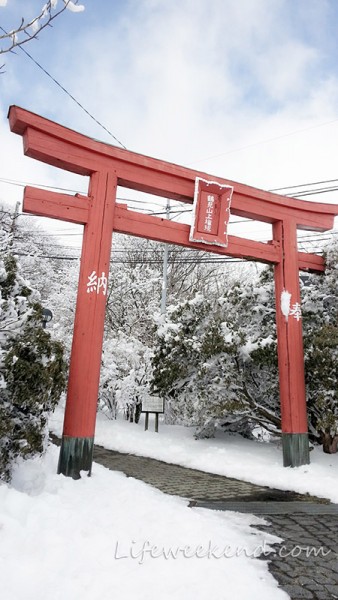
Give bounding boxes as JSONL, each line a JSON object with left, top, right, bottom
{"left": 8, "top": 106, "right": 338, "bottom": 478}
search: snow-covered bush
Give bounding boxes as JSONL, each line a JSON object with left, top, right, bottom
{"left": 301, "top": 241, "right": 338, "bottom": 451}
{"left": 152, "top": 271, "right": 280, "bottom": 439}
{"left": 0, "top": 203, "right": 78, "bottom": 362}
{"left": 0, "top": 250, "right": 66, "bottom": 482}
{"left": 152, "top": 252, "right": 338, "bottom": 450}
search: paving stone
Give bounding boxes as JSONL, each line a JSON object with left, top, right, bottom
{"left": 326, "top": 585, "right": 338, "bottom": 595}
{"left": 281, "top": 584, "right": 314, "bottom": 598}
{"left": 304, "top": 582, "right": 324, "bottom": 592}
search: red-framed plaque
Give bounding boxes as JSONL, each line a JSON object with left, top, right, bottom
{"left": 189, "top": 177, "right": 233, "bottom": 247}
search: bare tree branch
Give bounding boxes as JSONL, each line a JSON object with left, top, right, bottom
{"left": 0, "top": 1, "right": 84, "bottom": 56}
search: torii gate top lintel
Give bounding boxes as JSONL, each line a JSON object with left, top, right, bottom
{"left": 8, "top": 105, "right": 338, "bottom": 235}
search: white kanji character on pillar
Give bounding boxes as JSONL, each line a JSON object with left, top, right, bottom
{"left": 290, "top": 302, "right": 302, "bottom": 321}
{"left": 97, "top": 272, "right": 108, "bottom": 296}
{"left": 87, "top": 270, "right": 98, "bottom": 293}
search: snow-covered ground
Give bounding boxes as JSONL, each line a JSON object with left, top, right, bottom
{"left": 1, "top": 406, "right": 337, "bottom": 600}
{"left": 0, "top": 445, "right": 287, "bottom": 600}
{"left": 51, "top": 407, "right": 338, "bottom": 504}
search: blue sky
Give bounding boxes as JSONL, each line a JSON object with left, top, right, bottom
{"left": 1, "top": 0, "right": 338, "bottom": 239}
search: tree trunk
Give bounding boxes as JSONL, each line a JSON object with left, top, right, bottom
{"left": 135, "top": 403, "right": 142, "bottom": 424}
{"left": 322, "top": 432, "right": 338, "bottom": 454}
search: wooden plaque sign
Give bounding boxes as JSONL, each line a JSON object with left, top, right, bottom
{"left": 142, "top": 396, "right": 164, "bottom": 413}
{"left": 189, "top": 177, "right": 233, "bottom": 247}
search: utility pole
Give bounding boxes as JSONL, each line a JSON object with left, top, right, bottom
{"left": 160, "top": 199, "right": 170, "bottom": 314}
{"left": 9, "top": 201, "right": 20, "bottom": 247}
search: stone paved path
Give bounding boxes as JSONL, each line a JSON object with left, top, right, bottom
{"left": 258, "top": 513, "right": 338, "bottom": 600}
{"left": 93, "top": 444, "right": 272, "bottom": 500}
{"left": 51, "top": 437, "right": 338, "bottom": 599}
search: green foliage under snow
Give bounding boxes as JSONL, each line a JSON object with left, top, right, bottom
{"left": 0, "top": 251, "right": 66, "bottom": 482}
{"left": 152, "top": 244, "right": 338, "bottom": 448}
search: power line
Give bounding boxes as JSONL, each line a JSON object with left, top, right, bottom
{"left": 15, "top": 230, "right": 337, "bottom": 258}
{"left": 0, "top": 177, "right": 184, "bottom": 210}
{"left": 0, "top": 25, "right": 127, "bottom": 150}
{"left": 191, "top": 119, "right": 338, "bottom": 165}
{"left": 14, "top": 224, "right": 338, "bottom": 246}
{"left": 2, "top": 174, "right": 338, "bottom": 221}
{"left": 292, "top": 187, "right": 338, "bottom": 198}
{"left": 14, "top": 251, "right": 243, "bottom": 264}
{"left": 0, "top": 176, "right": 84, "bottom": 194}
{"left": 2, "top": 174, "right": 338, "bottom": 204}
{"left": 1, "top": 176, "right": 337, "bottom": 246}
{"left": 269, "top": 178, "right": 338, "bottom": 192}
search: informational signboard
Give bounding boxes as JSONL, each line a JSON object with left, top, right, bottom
{"left": 189, "top": 177, "right": 233, "bottom": 247}
{"left": 141, "top": 396, "right": 164, "bottom": 413}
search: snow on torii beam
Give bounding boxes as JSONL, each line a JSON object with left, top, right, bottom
{"left": 8, "top": 106, "right": 338, "bottom": 477}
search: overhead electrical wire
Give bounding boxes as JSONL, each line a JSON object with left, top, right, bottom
{"left": 14, "top": 252, "right": 245, "bottom": 264}
{"left": 3, "top": 174, "right": 338, "bottom": 201}
{"left": 290, "top": 188, "right": 338, "bottom": 198}
{"left": 1, "top": 31, "right": 336, "bottom": 266}
{"left": 4, "top": 25, "right": 338, "bottom": 206}
{"left": 2, "top": 174, "right": 338, "bottom": 207}
{"left": 1, "top": 177, "right": 337, "bottom": 248}
{"left": 3, "top": 21, "right": 338, "bottom": 188}
{"left": 269, "top": 177, "right": 338, "bottom": 192}
{"left": 0, "top": 25, "right": 127, "bottom": 150}
{"left": 190, "top": 119, "right": 338, "bottom": 165}
{"left": 0, "top": 177, "right": 83, "bottom": 194}
{"left": 15, "top": 228, "right": 337, "bottom": 262}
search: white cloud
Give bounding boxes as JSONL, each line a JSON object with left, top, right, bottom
{"left": 2, "top": 0, "right": 338, "bottom": 226}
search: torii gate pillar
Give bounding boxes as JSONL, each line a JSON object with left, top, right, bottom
{"left": 58, "top": 171, "right": 118, "bottom": 477}
{"left": 8, "top": 106, "right": 338, "bottom": 478}
{"left": 274, "top": 219, "right": 309, "bottom": 466}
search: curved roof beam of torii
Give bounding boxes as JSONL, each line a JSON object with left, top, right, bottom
{"left": 9, "top": 105, "right": 338, "bottom": 228}
{"left": 8, "top": 105, "right": 338, "bottom": 274}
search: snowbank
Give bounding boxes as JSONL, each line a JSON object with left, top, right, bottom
{"left": 0, "top": 446, "right": 286, "bottom": 600}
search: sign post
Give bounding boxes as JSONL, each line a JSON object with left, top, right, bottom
{"left": 142, "top": 397, "right": 165, "bottom": 432}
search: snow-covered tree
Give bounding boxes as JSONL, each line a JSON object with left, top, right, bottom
{"left": 101, "top": 235, "right": 245, "bottom": 422}
{"left": 301, "top": 241, "right": 338, "bottom": 452}
{"left": 105, "top": 235, "right": 249, "bottom": 344}
{"left": 0, "top": 242, "right": 66, "bottom": 482}
{"left": 106, "top": 237, "right": 162, "bottom": 345}
{"left": 151, "top": 270, "right": 280, "bottom": 439}
{"left": 40, "top": 257, "right": 78, "bottom": 360}
{"left": 99, "top": 332, "right": 152, "bottom": 422}
{"left": 152, "top": 248, "right": 338, "bottom": 451}
{"left": 0, "top": 203, "right": 78, "bottom": 361}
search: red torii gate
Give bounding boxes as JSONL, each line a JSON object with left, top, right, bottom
{"left": 8, "top": 106, "right": 338, "bottom": 478}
